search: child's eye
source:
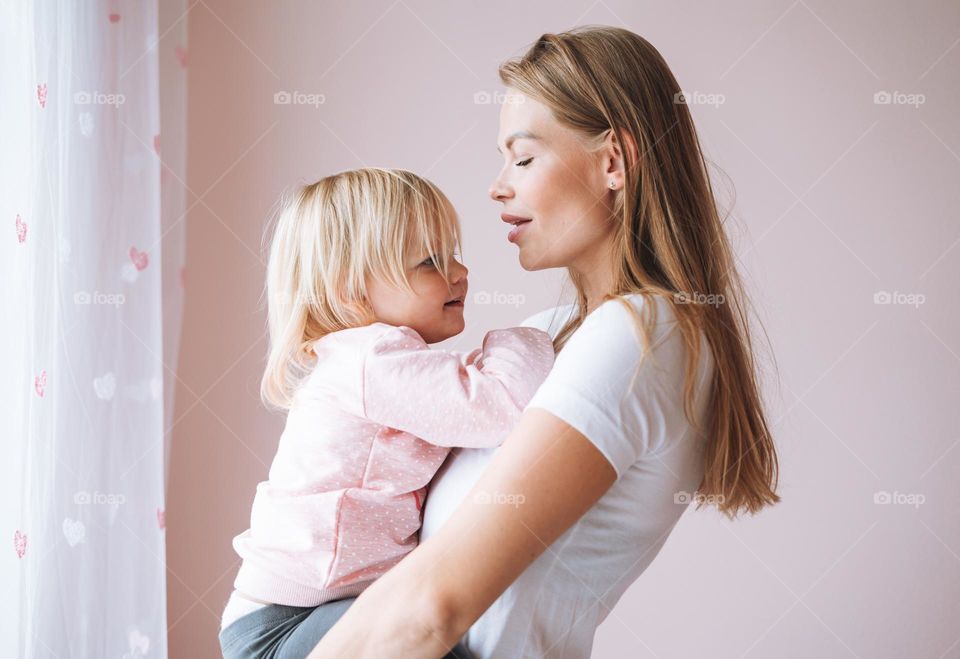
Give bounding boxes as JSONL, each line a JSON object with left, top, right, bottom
{"left": 515, "top": 157, "right": 533, "bottom": 167}
{"left": 420, "top": 255, "right": 439, "bottom": 267}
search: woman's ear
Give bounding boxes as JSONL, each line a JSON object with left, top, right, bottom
{"left": 602, "top": 129, "right": 639, "bottom": 191}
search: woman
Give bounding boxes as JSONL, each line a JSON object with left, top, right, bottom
{"left": 310, "top": 26, "right": 780, "bottom": 658}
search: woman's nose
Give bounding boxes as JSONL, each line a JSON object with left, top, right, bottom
{"left": 488, "top": 174, "right": 512, "bottom": 202}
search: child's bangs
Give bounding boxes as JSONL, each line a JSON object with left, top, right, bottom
{"left": 351, "top": 169, "right": 462, "bottom": 294}
{"left": 403, "top": 180, "right": 462, "bottom": 284}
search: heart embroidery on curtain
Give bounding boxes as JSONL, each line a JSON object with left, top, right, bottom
{"left": 36, "top": 83, "right": 47, "bottom": 108}
{"left": 78, "top": 112, "right": 94, "bottom": 136}
{"left": 93, "top": 373, "right": 116, "bottom": 400}
{"left": 34, "top": 370, "right": 47, "bottom": 398}
{"left": 129, "top": 246, "right": 149, "bottom": 271}
{"left": 13, "top": 530, "right": 27, "bottom": 559}
{"left": 62, "top": 519, "right": 86, "bottom": 547}
{"left": 126, "top": 629, "right": 150, "bottom": 657}
{"left": 16, "top": 214, "right": 27, "bottom": 243}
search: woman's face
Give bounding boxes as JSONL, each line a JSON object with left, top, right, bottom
{"left": 489, "top": 91, "right": 619, "bottom": 274}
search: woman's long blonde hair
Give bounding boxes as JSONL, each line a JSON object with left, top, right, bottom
{"left": 500, "top": 26, "right": 780, "bottom": 518}
{"left": 260, "top": 168, "right": 461, "bottom": 410}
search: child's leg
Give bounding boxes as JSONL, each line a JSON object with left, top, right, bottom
{"left": 444, "top": 642, "right": 473, "bottom": 658}
{"left": 218, "top": 602, "right": 316, "bottom": 659}
{"left": 277, "top": 596, "right": 473, "bottom": 658}
{"left": 275, "top": 596, "right": 357, "bottom": 657}
{"left": 219, "top": 595, "right": 473, "bottom": 658}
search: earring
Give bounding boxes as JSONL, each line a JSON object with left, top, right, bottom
{"left": 609, "top": 181, "right": 616, "bottom": 189}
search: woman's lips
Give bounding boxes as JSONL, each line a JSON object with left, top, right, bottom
{"left": 501, "top": 214, "right": 532, "bottom": 244}
{"left": 507, "top": 222, "right": 530, "bottom": 243}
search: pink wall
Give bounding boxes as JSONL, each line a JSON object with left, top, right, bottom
{"left": 168, "top": 1, "right": 960, "bottom": 657}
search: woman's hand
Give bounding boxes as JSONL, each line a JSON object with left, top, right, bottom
{"left": 308, "top": 408, "right": 618, "bottom": 658}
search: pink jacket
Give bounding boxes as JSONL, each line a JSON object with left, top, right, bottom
{"left": 231, "top": 322, "right": 555, "bottom": 606}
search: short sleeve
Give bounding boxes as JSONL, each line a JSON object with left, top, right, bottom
{"left": 525, "top": 297, "right": 693, "bottom": 478}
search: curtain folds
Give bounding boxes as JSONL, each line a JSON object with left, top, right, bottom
{"left": 0, "top": 0, "right": 187, "bottom": 655}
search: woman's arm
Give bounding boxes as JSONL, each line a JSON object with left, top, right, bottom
{"left": 307, "top": 407, "right": 618, "bottom": 658}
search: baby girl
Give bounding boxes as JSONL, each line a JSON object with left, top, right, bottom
{"left": 219, "top": 168, "right": 554, "bottom": 658}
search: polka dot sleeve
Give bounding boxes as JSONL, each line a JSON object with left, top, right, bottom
{"left": 361, "top": 325, "right": 556, "bottom": 448}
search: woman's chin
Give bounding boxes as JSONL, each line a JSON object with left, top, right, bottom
{"left": 517, "top": 247, "right": 551, "bottom": 272}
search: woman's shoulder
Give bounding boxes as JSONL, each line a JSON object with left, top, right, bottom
{"left": 520, "top": 302, "right": 577, "bottom": 337}
{"left": 586, "top": 293, "right": 679, "bottom": 330}
{"left": 521, "top": 293, "right": 678, "bottom": 340}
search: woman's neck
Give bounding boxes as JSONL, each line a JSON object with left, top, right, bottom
{"left": 574, "top": 246, "right": 617, "bottom": 315}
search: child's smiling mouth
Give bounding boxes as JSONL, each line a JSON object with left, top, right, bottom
{"left": 444, "top": 287, "right": 466, "bottom": 308}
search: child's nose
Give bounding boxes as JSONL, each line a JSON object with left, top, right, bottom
{"left": 451, "top": 260, "right": 468, "bottom": 281}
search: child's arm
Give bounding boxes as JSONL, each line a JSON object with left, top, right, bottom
{"left": 361, "top": 325, "right": 555, "bottom": 448}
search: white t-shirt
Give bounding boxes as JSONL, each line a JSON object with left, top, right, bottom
{"left": 421, "top": 293, "right": 716, "bottom": 658}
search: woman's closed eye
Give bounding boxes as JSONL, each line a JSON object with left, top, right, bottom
{"left": 515, "top": 157, "right": 533, "bottom": 167}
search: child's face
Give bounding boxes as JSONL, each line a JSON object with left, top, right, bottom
{"left": 365, "top": 249, "right": 468, "bottom": 344}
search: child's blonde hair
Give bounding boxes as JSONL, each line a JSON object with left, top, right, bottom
{"left": 260, "top": 167, "right": 462, "bottom": 410}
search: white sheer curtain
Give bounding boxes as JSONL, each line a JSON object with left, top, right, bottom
{"left": 0, "top": 0, "right": 187, "bottom": 656}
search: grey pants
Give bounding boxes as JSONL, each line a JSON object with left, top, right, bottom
{"left": 218, "top": 596, "right": 472, "bottom": 659}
